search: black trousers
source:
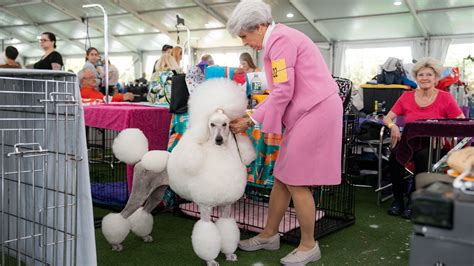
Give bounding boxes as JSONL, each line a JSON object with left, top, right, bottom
{"left": 388, "top": 143, "right": 432, "bottom": 203}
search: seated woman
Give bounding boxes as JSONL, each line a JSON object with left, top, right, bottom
{"left": 383, "top": 57, "right": 465, "bottom": 218}
{"left": 79, "top": 69, "right": 133, "bottom": 103}
{"left": 239, "top": 52, "right": 260, "bottom": 73}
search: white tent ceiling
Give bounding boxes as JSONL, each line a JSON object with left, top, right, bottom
{"left": 0, "top": 0, "right": 473, "bottom": 58}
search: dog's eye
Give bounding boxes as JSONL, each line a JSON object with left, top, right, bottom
{"left": 222, "top": 123, "right": 227, "bottom": 127}
{"left": 210, "top": 123, "right": 215, "bottom": 127}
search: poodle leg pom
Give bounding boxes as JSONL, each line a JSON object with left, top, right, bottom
{"left": 215, "top": 217, "right": 240, "bottom": 261}
{"left": 101, "top": 213, "right": 131, "bottom": 250}
{"left": 225, "top": 254, "right": 237, "bottom": 261}
{"left": 191, "top": 220, "right": 221, "bottom": 262}
{"left": 111, "top": 244, "right": 123, "bottom": 252}
{"left": 127, "top": 207, "right": 154, "bottom": 242}
{"left": 206, "top": 260, "right": 219, "bottom": 266}
{"left": 142, "top": 235, "right": 153, "bottom": 242}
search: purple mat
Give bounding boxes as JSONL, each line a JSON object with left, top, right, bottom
{"left": 91, "top": 181, "right": 129, "bottom": 206}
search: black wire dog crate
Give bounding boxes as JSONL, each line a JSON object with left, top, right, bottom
{"left": 86, "top": 127, "right": 128, "bottom": 211}
{"left": 176, "top": 114, "right": 357, "bottom": 243}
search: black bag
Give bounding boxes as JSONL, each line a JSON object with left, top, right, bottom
{"left": 169, "top": 73, "right": 189, "bottom": 114}
{"left": 376, "top": 69, "right": 404, "bottom": 85}
{"left": 376, "top": 59, "right": 405, "bottom": 85}
{"left": 357, "top": 121, "right": 384, "bottom": 141}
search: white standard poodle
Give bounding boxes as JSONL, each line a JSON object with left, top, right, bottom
{"left": 167, "top": 78, "right": 257, "bottom": 266}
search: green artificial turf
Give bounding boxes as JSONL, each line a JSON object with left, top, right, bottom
{"left": 94, "top": 187, "right": 412, "bottom": 265}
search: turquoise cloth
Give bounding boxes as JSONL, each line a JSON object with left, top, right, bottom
{"left": 205, "top": 65, "right": 236, "bottom": 80}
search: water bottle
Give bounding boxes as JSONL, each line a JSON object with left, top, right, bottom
{"left": 250, "top": 74, "right": 263, "bottom": 95}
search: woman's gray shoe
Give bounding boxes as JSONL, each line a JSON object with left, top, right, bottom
{"left": 238, "top": 234, "right": 280, "bottom": 251}
{"left": 280, "top": 243, "right": 321, "bottom": 265}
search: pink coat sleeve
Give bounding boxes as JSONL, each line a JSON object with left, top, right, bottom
{"left": 251, "top": 36, "right": 297, "bottom": 134}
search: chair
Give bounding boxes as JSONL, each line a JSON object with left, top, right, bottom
{"left": 355, "top": 123, "right": 393, "bottom": 204}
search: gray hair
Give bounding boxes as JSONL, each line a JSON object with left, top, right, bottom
{"left": 227, "top": 0, "right": 273, "bottom": 37}
{"left": 412, "top": 57, "right": 444, "bottom": 78}
{"left": 78, "top": 69, "right": 95, "bottom": 84}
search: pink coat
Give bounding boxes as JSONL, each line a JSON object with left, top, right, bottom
{"left": 251, "top": 24, "right": 342, "bottom": 186}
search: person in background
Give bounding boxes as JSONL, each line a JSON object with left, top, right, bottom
{"left": 171, "top": 46, "right": 183, "bottom": 66}
{"left": 0, "top": 46, "right": 21, "bottom": 68}
{"left": 135, "top": 72, "right": 148, "bottom": 85}
{"left": 148, "top": 54, "right": 181, "bottom": 103}
{"left": 34, "top": 32, "right": 63, "bottom": 70}
{"left": 154, "top": 54, "right": 181, "bottom": 73}
{"left": 383, "top": 57, "right": 464, "bottom": 218}
{"left": 197, "top": 54, "right": 214, "bottom": 74}
{"left": 239, "top": 52, "right": 260, "bottom": 73}
{"left": 227, "top": 0, "right": 343, "bottom": 264}
{"left": 199, "top": 54, "right": 214, "bottom": 66}
{"left": 107, "top": 59, "right": 120, "bottom": 92}
{"left": 79, "top": 69, "right": 133, "bottom": 102}
{"left": 162, "top": 44, "right": 173, "bottom": 55}
{"left": 152, "top": 44, "right": 173, "bottom": 74}
{"left": 82, "top": 47, "right": 101, "bottom": 88}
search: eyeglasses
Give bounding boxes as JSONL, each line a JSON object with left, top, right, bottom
{"left": 39, "top": 39, "right": 50, "bottom": 42}
{"left": 83, "top": 77, "right": 96, "bottom": 80}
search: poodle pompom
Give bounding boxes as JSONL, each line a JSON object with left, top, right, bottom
{"left": 128, "top": 207, "right": 154, "bottom": 237}
{"left": 191, "top": 220, "right": 221, "bottom": 261}
{"left": 188, "top": 78, "right": 247, "bottom": 141}
{"left": 215, "top": 218, "right": 240, "bottom": 254}
{"left": 112, "top": 128, "right": 148, "bottom": 165}
{"left": 141, "top": 151, "right": 169, "bottom": 173}
{"left": 102, "top": 213, "right": 131, "bottom": 245}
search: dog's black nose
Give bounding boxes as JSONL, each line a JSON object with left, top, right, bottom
{"left": 215, "top": 135, "right": 223, "bottom": 145}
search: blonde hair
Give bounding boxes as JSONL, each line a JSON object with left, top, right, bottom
{"left": 412, "top": 57, "right": 444, "bottom": 78}
{"left": 155, "top": 54, "right": 180, "bottom": 72}
{"left": 171, "top": 46, "right": 183, "bottom": 64}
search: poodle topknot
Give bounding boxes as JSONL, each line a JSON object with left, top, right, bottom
{"left": 187, "top": 78, "right": 248, "bottom": 143}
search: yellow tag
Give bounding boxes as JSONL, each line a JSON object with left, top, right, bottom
{"left": 271, "top": 59, "right": 288, "bottom": 83}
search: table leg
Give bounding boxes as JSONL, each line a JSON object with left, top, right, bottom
{"left": 427, "top": 137, "right": 433, "bottom": 173}
{"left": 435, "top": 137, "right": 442, "bottom": 163}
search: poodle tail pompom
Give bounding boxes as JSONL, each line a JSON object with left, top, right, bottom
{"left": 215, "top": 218, "right": 240, "bottom": 254}
{"left": 102, "top": 213, "right": 131, "bottom": 245}
{"left": 191, "top": 220, "right": 221, "bottom": 261}
{"left": 128, "top": 207, "right": 154, "bottom": 237}
{"left": 141, "top": 150, "right": 169, "bottom": 173}
{"left": 112, "top": 128, "right": 148, "bottom": 165}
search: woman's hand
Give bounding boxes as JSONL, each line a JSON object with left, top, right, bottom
{"left": 230, "top": 117, "right": 250, "bottom": 134}
{"left": 390, "top": 125, "right": 401, "bottom": 148}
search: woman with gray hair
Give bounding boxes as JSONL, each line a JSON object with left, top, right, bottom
{"left": 383, "top": 57, "right": 464, "bottom": 218}
{"left": 228, "top": 0, "right": 343, "bottom": 265}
